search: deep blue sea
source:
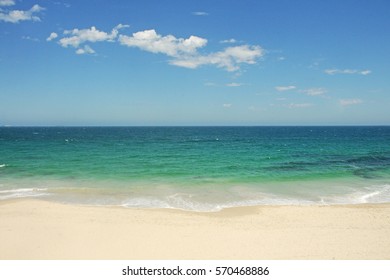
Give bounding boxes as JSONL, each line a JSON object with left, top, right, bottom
{"left": 1, "top": 126, "right": 390, "bottom": 211}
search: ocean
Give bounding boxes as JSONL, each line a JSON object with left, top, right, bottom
{"left": 1, "top": 126, "right": 390, "bottom": 211}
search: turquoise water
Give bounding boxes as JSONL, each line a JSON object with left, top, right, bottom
{"left": 1, "top": 126, "right": 390, "bottom": 211}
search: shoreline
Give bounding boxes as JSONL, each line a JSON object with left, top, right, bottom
{"left": 1, "top": 199, "right": 389, "bottom": 260}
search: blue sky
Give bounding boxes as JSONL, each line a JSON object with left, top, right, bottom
{"left": 1, "top": 0, "right": 389, "bottom": 125}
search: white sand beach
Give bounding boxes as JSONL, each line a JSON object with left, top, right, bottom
{"left": 0, "top": 199, "right": 389, "bottom": 259}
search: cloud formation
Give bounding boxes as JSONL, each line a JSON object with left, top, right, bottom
{"left": 275, "top": 86, "right": 327, "bottom": 97}
{"left": 120, "top": 29, "right": 263, "bottom": 71}
{"left": 50, "top": 26, "right": 264, "bottom": 70}
{"left": 192, "top": 11, "right": 209, "bottom": 16}
{"left": 325, "top": 69, "right": 371, "bottom": 75}
{"left": 0, "top": 3, "right": 44, "bottom": 23}
{"left": 75, "top": 45, "right": 95, "bottom": 55}
{"left": 0, "top": 0, "right": 15, "bottom": 6}
{"left": 287, "top": 103, "right": 312, "bottom": 108}
{"left": 226, "top": 83, "right": 243, "bottom": 87}
{"left": 46, "top": 32, "right": 58, "bottom": 41}
{"left": 22, "top": 35, "right": 39, "bottom": 42}
{"left": 60, "top": 25, "right": 128, "bottom": 48}
{"left": 275, "top": 85, "right": 296, "bottom": 91}
{"left": 300, "top": 88, "right": 327, "bottom": 96}
{"left": 49, "top": 24, "right": 129, "bottom": 54}
{"left": 339, "top": 99, "right": 363, "bottom": 106}
{"left": 118, "top": 29, "right": 207, "bottom": 57}
{"left": 170, "top": 45, "right": 263, "bottom": 71}
{"left": 220, "top": 38, "right": 237, "bottom": 44}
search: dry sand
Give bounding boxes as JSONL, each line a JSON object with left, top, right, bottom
{"left": 0, "top": 199, "right": 389, "bottom": 259}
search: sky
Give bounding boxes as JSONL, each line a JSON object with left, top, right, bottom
{"left": 1, "top": 0, "right": 389, "bottom": 126}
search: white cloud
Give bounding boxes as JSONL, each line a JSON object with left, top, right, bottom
{"left": 53, "top": 1, "right": 71, "bottom": 8}
{"left": 218, "top": 45, "right": 262, "bottom": 65}
{"left": 0, "top": 4, "right": 44, "bottom": 23}
{"left": 119, "top": 29, "right": 264, "bottom": 72}
{"left": 22, "top": 35, "right": 39, "bottom": 42}
{"left": 360, "top": 70, "right": 372, "bottom": 75}
{"left": 324, "top": 69, "right": 338, "bottom": 75}
{"left": 300, "top": 88, "right": 327, "bottom": 96}
{"left": 223, "top": 103, "right": 232, "bottom": 108}
{"left": 119, "top": 29, "right": 207, "bottom": 57}
{"left": 0, "top": 0, "right": 15, "bottom": 6}
{"left": 75, "top": 45, "right": 95, "bottom": 55}
{"left": 226, "top": 82, "right": 242, "bottom": 87}
{"left": 288, "top": 103, "right": 312, "bottom": 108}
{"left": 274, "top": 85, "right": 328, "bottom": 98}
{"left": 52, "top": 26, "right": 263, "bottom": 72}
{"left": 46, "top": 32, "right": 58, "bottom": 41}
{"left": 192, "top": 11, "right": 209, "bottom": 16}
{"left": 325, "top": 69, "right": 371, "bottom": 75}
{"left": 220, "top": 38, "right": 237, "bottom": 44}
{"left": 51, "top": 24, "right": 129, "bottom": 55}
{"left": 59, "top": 25, "right": 127, "bottom": 48}
{"left": 339, "top": 99, "right": 363, "bottom": 106}
{"left": 275, "top": 85, "right": 296, "bottom": 91}
{"left": 170, "top": 45, "right": 264, "bottom": 72}
{"left": 114, "top": 23, "right": 130, "bottom": 30}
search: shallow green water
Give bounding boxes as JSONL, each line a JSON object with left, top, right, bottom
{"left": 1, "top": 126, "right": 390, "bottom": 211}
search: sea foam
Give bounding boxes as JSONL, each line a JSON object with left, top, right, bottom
{"left": 0, "top": 188, "right": 49, "bottom": 200}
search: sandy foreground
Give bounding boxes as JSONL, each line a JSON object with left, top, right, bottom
{"left": 0, "top": 199, "right": 389, "bottom": 260}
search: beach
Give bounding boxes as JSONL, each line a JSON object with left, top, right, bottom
{"left": 0, "top": 199, "right": 389, "bottom": 260}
